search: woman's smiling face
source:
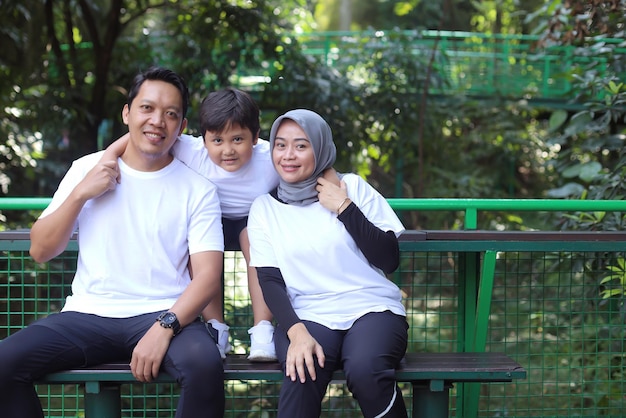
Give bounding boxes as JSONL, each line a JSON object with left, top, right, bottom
{"left": 272, "top": 119, "right": 316, "bottom": 183}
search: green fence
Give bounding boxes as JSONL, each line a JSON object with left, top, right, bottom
{"left": 257, "top": 30, "right": 626, "bottom": 105}
{"left": 2, "top": 198, "right": 626, "bottom": 417}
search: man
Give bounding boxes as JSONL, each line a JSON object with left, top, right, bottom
{"left": 0, "top": 67, "right": 225, "bottom": 418}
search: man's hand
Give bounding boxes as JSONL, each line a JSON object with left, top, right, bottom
{"left": 130, "top": 322, "right": 173, "bottom": 382}
{"left": 74, "top": 160, "right": 120, "bottom": 201}
{"left": 285, "top": 323, "right": 325, "bottom": 383}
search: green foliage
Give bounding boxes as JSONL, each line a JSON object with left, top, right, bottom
{"left": 545, "top": 72, "right": 626, "bottom": 231}
{"left": 600, "top": 257, "right": 626, "bottom": 302}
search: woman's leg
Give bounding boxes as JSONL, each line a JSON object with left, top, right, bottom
{"left": 274, "top": 321, "right": 343, "bottom": 418}
{"left": 342, "top": 311, "right": 409, "bottom": 417}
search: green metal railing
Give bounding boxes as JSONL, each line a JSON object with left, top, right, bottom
{"left": 288, "top": 30, "right": 626, "bottom": 104}
{"left": 5, "top": 196, "right": 626, "bottom": 228}
{"left": 2, "top": 198, "right": 626, "bottom": 417}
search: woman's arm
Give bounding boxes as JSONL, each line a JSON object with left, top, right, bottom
{"left": 256, "top": 266, "right": 325, "bottom": 382}
{"left": 316, "top": 177, "right": 400, "bottom": 273}
{"left": 256, "top": 266, "right": 300, "bottom": 330}
{"left": 337, "top": 202, "right": 400, "bottom": 273}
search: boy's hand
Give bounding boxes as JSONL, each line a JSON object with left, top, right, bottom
{"left": 321, "top": 168, "right": 341, "bottom": 186}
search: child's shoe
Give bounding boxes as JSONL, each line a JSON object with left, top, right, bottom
{"left": 206, "top": 319, "right": 233, "bottom": 359}
{"left": 247, "top": 320, "right": 277, "bottom": 362}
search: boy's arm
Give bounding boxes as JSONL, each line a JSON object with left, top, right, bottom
{"left": 321, "top": 167, "right": 341, "bottom": 186}
{"left": 100, "top": 133, "right": 129, "bottom": 163}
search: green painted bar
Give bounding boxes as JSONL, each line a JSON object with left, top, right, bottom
{"left": 386, "top": 198, "right": 626, "bottom": 212}
{"left": 4, "top": 197, "right": 626, "bottom": 213}
{"left": 0, "top": 197, "right": 51, "bottom": 210}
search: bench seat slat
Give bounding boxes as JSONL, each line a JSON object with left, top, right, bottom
{"left": 39, "top": 352, "right": 525, "bottom": 384}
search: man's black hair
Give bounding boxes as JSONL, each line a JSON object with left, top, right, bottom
{"left": 127, "top": 66, "right": 190, "bottom": 119}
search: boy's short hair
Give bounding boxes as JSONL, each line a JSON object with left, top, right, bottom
{"left": 199, "top": 88, "right": 260, "bottom": 137}
{"left": 127, "top": 66, "right": 190, "bottom": 119}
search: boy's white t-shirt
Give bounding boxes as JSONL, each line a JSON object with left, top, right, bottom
{"left": 172, "top": 134, "right": 279, "bottom": 219}
{"left": 247, "top": 173, "right": 406, "bottom": 330}
{"left": 40, "top": 151, "right": 224, "bottom": 318}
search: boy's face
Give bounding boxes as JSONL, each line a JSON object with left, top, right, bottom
{"left": 203, "top": 123, "right": 258, "bottom": 172}
{"left": 122, "top": 80, "right": 187, "bottom": 171}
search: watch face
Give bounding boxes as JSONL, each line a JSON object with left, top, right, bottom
{"left": 161, "top": 312, "right": 176, "bottom": 325}
{"left": 158, "top": 311, "right": 181, "bottom": 335}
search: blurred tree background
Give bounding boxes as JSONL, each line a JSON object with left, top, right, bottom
{"left": 1, "top": 0, "right": 625, "bottom": 230}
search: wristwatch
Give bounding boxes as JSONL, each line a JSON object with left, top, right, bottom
{"left": 156, "top": 311, "right": 181, "bottom": 336}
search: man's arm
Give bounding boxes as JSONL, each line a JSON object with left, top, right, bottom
{"left": 130, "top": 250, "right": 223, "bottom": 382}
{"left": 30, "top": 160, "right": 120, "bottom": 262}
{"left": 170, "top": 250, "right": 223, "bottom": 326}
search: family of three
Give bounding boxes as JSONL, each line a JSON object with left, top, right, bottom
{"left": 0, "top": 66, "right": 409, "bottom": 418}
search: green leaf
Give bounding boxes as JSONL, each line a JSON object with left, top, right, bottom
{"left": 548, "top": 110, "right": 568, "bottom": 132}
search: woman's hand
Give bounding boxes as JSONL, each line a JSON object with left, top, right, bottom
{"left": 316, "top": 177, "right": 351, "bottom": 215}
{"left": 285, "top": 323, "right": 325, "bottom": 383}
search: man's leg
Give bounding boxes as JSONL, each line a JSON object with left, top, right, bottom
{"left": 162, "top": 320, "right": 225, "bottom": 418}
{"left": 0, "top": 324, "right": 86, "bottom": 418}
{"left": 342, "top": 311, "right": 409, "bottom": 418}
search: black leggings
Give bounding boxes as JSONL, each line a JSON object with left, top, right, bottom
{"left": 274, "top": 311, "right": 409, "bottom": 418}
{"left": 0, "top": 311, "right": 225, "bottom": 418}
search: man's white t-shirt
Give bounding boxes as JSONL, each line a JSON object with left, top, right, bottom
{"left": 40, "top": 151, "right": 224, "bottom": 318}
{"left": 247, "top": 173, "right": 406, "bottom": 330}
{"left": 172, "top": 134, "right": 279, "bottom": 219}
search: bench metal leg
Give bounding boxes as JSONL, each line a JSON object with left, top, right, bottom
{"left": 84, "top": 382, "right": 122, "bottom": 418}
{"left": 412, "top": 382, "right": 451, "bottom": 418}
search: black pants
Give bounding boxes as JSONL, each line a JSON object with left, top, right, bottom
{"left": 0, "top": 311, "right": 225, "bottom": 418}
{"left": 274, "top": 310, "right": 409, "bottom": 418}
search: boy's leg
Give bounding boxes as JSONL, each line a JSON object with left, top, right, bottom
{"left": 240, "top": 227, "right": 277, "bottom": 361}
{"left": 201, "top": 287, "right": 232, "bottom": 359}
{"left": 197, "top": 216, "right": 249, "bottom": 359}
{"left": 273, "top": 321, "right": 342, "bottom": 418}
{"left": 162, "top": 320, "right": 225, "bottom": 418}
{"left": 342, "top": 311, "right": 409, "bottom": 417}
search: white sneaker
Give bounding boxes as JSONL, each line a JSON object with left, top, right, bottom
{"left": 206, "top": 319, "right": 233, "bottom": 359}
{"left": 247, "top": 320, "right": 277, "bottom": 362}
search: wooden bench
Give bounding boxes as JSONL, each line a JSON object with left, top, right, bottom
{"left": 39, "top": 352, "right": 526, "bottom": 418}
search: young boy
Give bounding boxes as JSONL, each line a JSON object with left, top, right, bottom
{"left": 102, "top": 88, "right": 279, "bottom": 361}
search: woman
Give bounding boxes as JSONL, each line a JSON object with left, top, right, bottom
{"left": 247, "top": 109, "right": 408, "bottom": 417}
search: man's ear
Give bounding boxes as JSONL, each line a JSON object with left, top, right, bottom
{"left": 178, "top": 118, "right": 188, "bottom": 135}
{"left": 121, "top": 104, "right": 130, "bottom": 125}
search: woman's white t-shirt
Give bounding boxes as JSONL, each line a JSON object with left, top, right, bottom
{"left": 248, "top": 173, "right": 406, "bottom": 330}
